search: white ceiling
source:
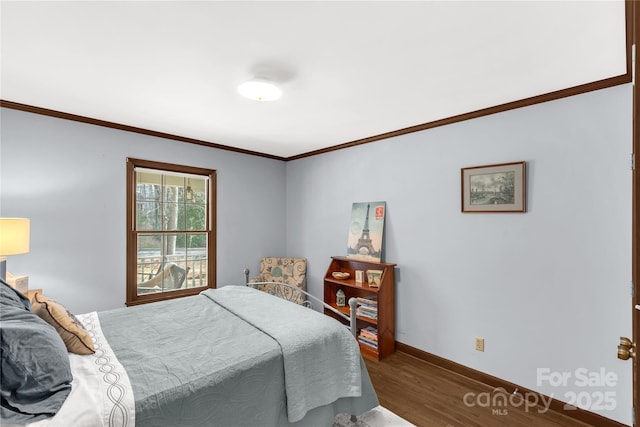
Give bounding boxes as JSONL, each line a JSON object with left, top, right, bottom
{"left": 0, "top": 1, "right": 627, "bottom": 159}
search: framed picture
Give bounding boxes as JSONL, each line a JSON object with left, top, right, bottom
{"left": 366, "top": 269, "right": 383, "bottom": 288}
{"left": 461, "top": 161, "right": 526, "bottom": 213}
{"left": 347, "top": 201, "right": 386, "bottom": 262}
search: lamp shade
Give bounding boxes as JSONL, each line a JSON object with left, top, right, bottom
{"left": 0, "top": 218, "right": 30, "bottom": 256}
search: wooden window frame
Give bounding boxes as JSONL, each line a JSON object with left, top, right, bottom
{"left": 126, "top": 157, "right": 216, "bottom": 306}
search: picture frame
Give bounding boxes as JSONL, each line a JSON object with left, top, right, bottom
{"left": 366, "top": 269, "right": 383, "bottom": 288}
{"left": 461, "top": 161, "right": 526, "bottom": 213}
{"left": 347, "top": 201, "right": 386, "bottom": 262}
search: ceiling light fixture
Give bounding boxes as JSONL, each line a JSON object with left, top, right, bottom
{"left": 238, "top": 79, "right": 282, "bottom": 101}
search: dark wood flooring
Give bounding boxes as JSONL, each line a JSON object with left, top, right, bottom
{"left": 364, "top": 351, "right": 595, "bottom": 427}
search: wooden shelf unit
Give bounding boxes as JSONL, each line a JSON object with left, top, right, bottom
{"left": 323, "top": 256, "right": 396, "bottom": 361}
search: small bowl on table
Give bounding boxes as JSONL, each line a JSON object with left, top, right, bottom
{"left": 332, "top": 272, "right": 350, "bottom": 280}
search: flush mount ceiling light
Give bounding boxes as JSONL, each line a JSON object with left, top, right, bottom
{"left": 237, "top": 79, "right": 282, "bottom": 101}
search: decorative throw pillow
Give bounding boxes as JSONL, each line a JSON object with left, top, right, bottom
{"left": 31, "top": 293, "right": 95, "bottom": 355}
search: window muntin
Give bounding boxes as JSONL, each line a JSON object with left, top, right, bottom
{"left": 127, "top": 159, "right": 215, "bottom": 306}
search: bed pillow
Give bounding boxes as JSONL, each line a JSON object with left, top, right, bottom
{"left": 0, "top": 304, "right": 73, "bottom": 423}
{"left": 31, "top": 293, "right": 95, "bottom": 355}
{"left": 0, "top": 279, "right": 31, "bottom": 311}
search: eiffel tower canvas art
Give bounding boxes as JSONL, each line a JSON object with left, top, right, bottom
{"left": 347, "top": 201, "right": 386, "bottom": 262}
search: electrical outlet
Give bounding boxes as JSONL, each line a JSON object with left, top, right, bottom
{"left": 475, "top": 337, "right": 485, "bottom": 352}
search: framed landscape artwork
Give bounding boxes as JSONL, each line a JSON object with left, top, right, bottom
{"left": 461, "top": 161, "right": 526, "bottom": 213}
{"left": 347, "top": 201, "right": 386, "bottom": 262}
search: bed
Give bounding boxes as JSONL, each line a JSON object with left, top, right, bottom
{"left": 0, "top": 281, "right": 378, "bottom": 427}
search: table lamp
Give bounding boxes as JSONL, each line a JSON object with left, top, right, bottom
{"left": 0, "top": 218, "right": 30, "bottom": 282}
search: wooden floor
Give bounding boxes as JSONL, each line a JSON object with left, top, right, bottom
{"left": 364, "top": 351, "right": 594, "bottom": 427}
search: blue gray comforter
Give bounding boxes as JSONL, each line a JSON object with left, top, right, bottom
{"left": 98, "top": 286, "right": 378, "bottom": 427}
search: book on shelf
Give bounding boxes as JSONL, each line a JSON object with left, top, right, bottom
{"left": 356, "top": 296, "right": 377, "bottom": 306}
{"left": 357, "top": 306, "right": 377, "bottom": 314}
{"left": 356, "top": 307, "right": 378, "bottom": 320}
{"left": 362, "top": 325, "right": 377, "bottom": 334}
{"left": 358, "top": 334, "right": 378, "bottom": 348}
{"left": 358, "top": 326, "right": 378, "bottom": 348}
{"left": 358, "top": 337, "right": 378, "bottom": 349}
{"left": 359, "top": 326, "right": 378, "bottom": 340}
{"left": 359, "top": 329, "right": 377, "bottom": 342}
{"left": 356, "top": 297, "right": 378, "bottom": 320}
{"left": 356, "top": 312, "right": 377, "bottom": 320}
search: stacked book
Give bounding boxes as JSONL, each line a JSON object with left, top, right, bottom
{"left": 358, "top": 326, "right": 378, "bottom": 350}
{"left": 355, "top": 296, "right": 378, "bottom": 320}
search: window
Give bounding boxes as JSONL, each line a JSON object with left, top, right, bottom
{"left": 126, "top": 158, "right": 216, "bottom": 306}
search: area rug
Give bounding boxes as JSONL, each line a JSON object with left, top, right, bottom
{"left": 333, "top": 405, "right": 416, "bottom": 427}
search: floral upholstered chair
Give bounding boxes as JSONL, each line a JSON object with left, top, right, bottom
{"left": 249, "top": 257, "right": 307, "bottom": 305}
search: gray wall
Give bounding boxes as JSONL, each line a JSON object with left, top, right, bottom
{"left": 0, "top": 83, "right": 633, "bottom": 424}
{"left": 285, "top": 84, "right": 633, "bottom": 424}
{"left": 0, "top": 108, "right": 287, "bottom": 313}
